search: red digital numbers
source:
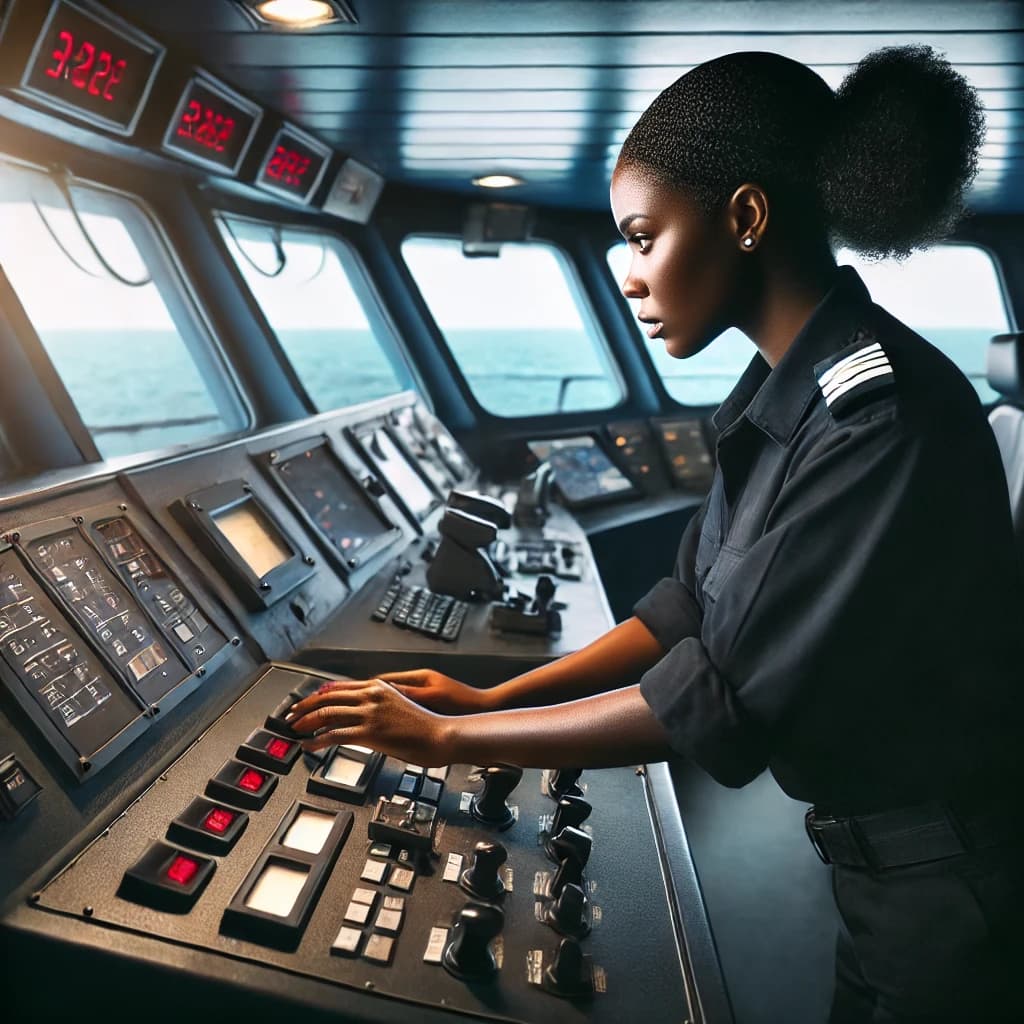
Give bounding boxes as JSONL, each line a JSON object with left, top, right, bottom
{"left": 176, "top": 100, "right": 236, "bottom": 153}
{"left": 265, "top": 145, "right": 312, "bottom": 188}
{"left": 45, "top": 26, "right": 127, "bottom": 103}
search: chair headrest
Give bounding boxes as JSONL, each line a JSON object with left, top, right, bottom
{"left": 987, "top": 333, "right": 1024, "bottom": 401}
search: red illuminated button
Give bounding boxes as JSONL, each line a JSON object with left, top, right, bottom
{"left": 166, "top": 854, "right": 199, "bottom": 886}
{"left": 239, "top": 768, "right": 266, "bottom": 792}
{"left": 266, "top": 738, "right": 293, "bottom": 760}
{"left": 202, "top": 807, "right": 236, "bottom": 835}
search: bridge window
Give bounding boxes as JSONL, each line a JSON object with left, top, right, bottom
{"left": 218, "top": 217, "right": 409, "bottom": 412}
{"left": 0, "top": 165, "right": 245, "bottom": 459}
{"left": 402, "top": 237, "right": 622, "bottom": 417}
{"left": 608, "top": 242, "right": 1010, "bottom": 406}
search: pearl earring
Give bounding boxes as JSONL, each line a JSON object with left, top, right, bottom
{"left": 743, "top": 236, "right": 754, "bottom": 248}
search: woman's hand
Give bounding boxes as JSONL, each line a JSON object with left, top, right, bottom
{"left": 373, "top": 669, "right": 499, "bottom": 715}
{"left": 287, "top": 678, "right": 454, "bottom": 766}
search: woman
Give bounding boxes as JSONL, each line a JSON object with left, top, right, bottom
{"left": 289, "top": 48, "right": 1024, "bottom": 1021}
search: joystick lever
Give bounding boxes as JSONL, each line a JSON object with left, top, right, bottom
{"left": 470, "top": 764, "right": 523, "bottom": 829}
{"left": 547, "top": 767, "right": 584, "bottom": 800}
{"left": 544, "top": 881, "right": 590, "bottom": 938}
{"left": 460, "top": 840, "right": 508, "bottom": 901}
{"left": 442, "top": 902, "right": 504, "bottom": 981}
{"left": 548, "top": 825, "right": 591, "bottom": 898}
{"left": 543, "top": 937, "right": 594, "bottom": 998}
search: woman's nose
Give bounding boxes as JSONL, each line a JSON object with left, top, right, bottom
{"left": 621, "top": 272, "right": 647, "bottom": 300}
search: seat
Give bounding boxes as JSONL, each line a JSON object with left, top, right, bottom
{"left": 986, "top": 333, "right": 1024, "bottom": 554}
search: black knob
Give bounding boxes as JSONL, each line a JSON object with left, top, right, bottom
{"left": 442, "top": 902, "right": 504, "bottom": 981}
{"left": 543, "top": 937, "right": 594, "bottom": 998}
{"left": 470, "top": 764, "right": 523, "bottom": 829}
{"left": 544, "top": 881, "right": 590, "bottom": 938}
{"left": 533, "top": 574, "right": 556, "bottom": 610}
{"left": 547, "top": 767, "right": 584, "bottom": 800}
{"left": 550, "top": 796, "right": 592, "bottom": 838}
{"left": 548, "top": 826, "right": 592, "bottom": 898}
{"left": 460, "top": 840, "right": 507, "bottom": 901}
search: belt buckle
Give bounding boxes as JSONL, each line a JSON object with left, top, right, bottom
{"left": 804, "top": 807, "right": 833, "bottom": 865}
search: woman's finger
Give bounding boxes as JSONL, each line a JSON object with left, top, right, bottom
{"left": 289, "top": 683, "right": 373, "bottom": 719}
{"left": 299, "top": 726, "right": 365, "bottom": 753}
{"left": 288, "top": 703, "right": 364, "bottom": 735}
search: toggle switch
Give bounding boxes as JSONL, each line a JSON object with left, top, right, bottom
{"left": 470, "top": 764, "right": 523, "bottom": 829}
{"left": 460, "top": 840, "right": 507, "bottom": 901}
{"left": 442, "top": 902, "right": 504, "bottom": 981}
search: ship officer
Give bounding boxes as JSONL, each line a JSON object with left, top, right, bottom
{"left": 290, "top": 47, "right": 1024, "bottom": 1022}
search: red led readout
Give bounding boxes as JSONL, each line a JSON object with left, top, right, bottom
{"left": 176, "top": 100, "right": 235, "bottom": 153}
{"left": 238, "top": 768, "right": 266, "bottom": 792}
{"left": 202, "top": 807, "right": 237, "bottom": 835}
{"left": 166, "top": 854, "right": 199, "bottom": 886}
{"left": 264, "top": 145, "right": 312, "bottom": 188}
{"left": 44, "top": 28, "right": 127, "bottom": 102}
{"left": 266, "top": 737, "right": 293, "bottom": 760}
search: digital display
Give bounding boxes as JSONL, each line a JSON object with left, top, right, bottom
{"left": 20, "top": 0, "right": 164, "bottom": 135}
{"left": 527, "top": 436, "right": 635, "bottom": 505}
{"left": 162, "top": 71, "right": 262, "bottom": 174}
{"left": 256, "top": 125, "right": 331, "bottom": 204}
{"left": 26, "top": 529, "right": 188, "bottom": 704}
{"left": 212, "top": 500, "right": 292, "bottom": 580}
{"left": 92, "top": 516, "right": 226, "bottom": 669}
{"left": 276, "top": 443, "right": 394, "bottom": 559}
{"left": 0, "top": 548, "right": 140, "bottom": 762}
{"left": 359, "top": 427, "right": 438, "bottom": 520}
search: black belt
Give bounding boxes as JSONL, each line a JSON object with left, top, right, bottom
{"left": 804, "top": 800, "right": 1021, "bottom": 870}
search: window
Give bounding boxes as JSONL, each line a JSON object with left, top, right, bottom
{"left": 0, "top": 163, "right": 245, "bottom": 458}
{"left": 403, "top": 237, "right": 622, "bottom": 417}
{"left": 608, "top": 242, "right": 1011, "bottom": 406}
{"left": 219, "top": 218, "right": 409, "bottom": 412}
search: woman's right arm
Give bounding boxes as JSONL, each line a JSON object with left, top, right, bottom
{"left": 380, "top": 615, "right": 666, "bottom": 713}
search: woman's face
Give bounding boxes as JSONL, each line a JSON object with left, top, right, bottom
{"left": 610, "top": 162, "right": 739, "bottom": 359}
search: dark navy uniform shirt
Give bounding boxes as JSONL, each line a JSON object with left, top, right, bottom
{"left": 635, "top": 267, "right": 1024, "bottom": 815}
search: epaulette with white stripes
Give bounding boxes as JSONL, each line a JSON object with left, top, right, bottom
{"left": 814, "top": 332, "right": 895, "bottom": 418}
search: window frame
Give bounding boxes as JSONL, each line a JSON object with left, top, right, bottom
{"left": 215, "top": 211, "right": 419, "bottom": 416}
{"left": 401, "top": 232, "right": 629, "bottom": 423}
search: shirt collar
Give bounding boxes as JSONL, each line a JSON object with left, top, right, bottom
{"left": 712, "top": 266, "right": 874, "bottom": 445}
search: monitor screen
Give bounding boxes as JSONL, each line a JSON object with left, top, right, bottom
{"left": 359, "top": 427, "right": 437, "bottom": 519}
{"left": 526, "top": 436, "right": 635, "bottom": 505}
{"left": 212, "top": 499, "right": 292, "bottom": 579}
{"left": 276, "top": 443, "right": 392, "bottom": 556}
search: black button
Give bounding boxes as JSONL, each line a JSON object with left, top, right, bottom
{"left": 0, "top": 754, "right": 42, "bottom": 821}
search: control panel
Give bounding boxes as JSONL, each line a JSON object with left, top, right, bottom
{"left": 19, "top": 663, "right": 702, "bottom": 1023}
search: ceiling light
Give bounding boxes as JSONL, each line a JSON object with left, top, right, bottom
{"left": 472, "top": 175, "right": 525, "bottom": 189}
{"left": 241, "top": 0, "right": 356, "bottom": 29}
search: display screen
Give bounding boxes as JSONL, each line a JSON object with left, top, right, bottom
{"left": 92, "top": 516, "right": 226, "bottom": 669}
{"left": 359, "top": 427, "right": 438, "bottom": 520}
{"left": 212, "top": 499, "right": 293, "bottom": 580}
{"left": 162, "top": 72, "right": 262, "bottom": 174}
{"left": 276, "top": 443, "right": 392, "bottom": 557}
{"left": 527, "top": 436, "right": 635, "bottom": 505}
{"left": 0, "top": 548, "right": 140, "bottom": 759}
{"left": 256, "top": 125, "right": 331, "bottom": 203}
{"left": 20, "top": 0, "right": 163, "bottom": 135}
{"left": 26, "top": 529, "right": 188, "bottom": 704}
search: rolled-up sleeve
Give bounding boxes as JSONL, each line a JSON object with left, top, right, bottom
{"left": 639, "top": 408, "right": 919, "bottom": 787}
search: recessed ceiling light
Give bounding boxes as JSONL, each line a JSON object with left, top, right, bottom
{"left": 241, "top": 0, "right": 356, "bottom": 29}
{"left": 472, "top": 174, "right": 525, "bottom": 189}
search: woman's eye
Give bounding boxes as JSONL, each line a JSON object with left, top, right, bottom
{"left": 630, "top": 234, "right": 651, "bottom": 253}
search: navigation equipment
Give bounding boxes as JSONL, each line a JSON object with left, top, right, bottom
{"left": 18, "top": 0, "right": 164, "bottom": 136}
{"left": 350, "top": 425, "right": 442, "bottom": 524}
{"left": 162, "top": 70, "right": 262, "bottom": 174}
{"left": 255, "top": 124, "right": 331, "bottom": 204}
{"left": 526, "top": 436, "right": 636, "bottom": 507}
{"left": 173, "top": 481, "right": 315, "bottom": 610}
{"left": 266, "top": 437, "right": 401, "bottom": 573}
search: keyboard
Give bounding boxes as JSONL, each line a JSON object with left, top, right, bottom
{"left": 370, "top": 581, "right": 469, "bottom": 642}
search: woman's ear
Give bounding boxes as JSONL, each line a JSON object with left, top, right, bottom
{"left": 728, "top": 183, "right": 769, "bottom": 251}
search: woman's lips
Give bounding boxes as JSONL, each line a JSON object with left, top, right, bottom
{"left": 646, "top": 321, "right": 664, "bottom": 339}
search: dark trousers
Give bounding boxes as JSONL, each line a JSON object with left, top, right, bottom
{"left": 828, "top": 841, "right": 1024, "bottom": 1022}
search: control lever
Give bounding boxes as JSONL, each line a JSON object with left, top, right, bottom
{"left": 489, "top": 574, "right": 562, "bottom": 637}
{"left": 543, "top": 936, "right": 595, "bottom": 998}
{"left": 547, "top": 767, "right": 584, "bottom": 800}
{"left": 470, "top": 764, "right": 523, "bottom": 830}
{"left": 514, "top": 462, "right": 553, "bottom": 528}
{"left": 544, "top": 881, "right": 591, "bottom": 939}
{"left": 460, "top": 840, "right": 508, "bottom": 901}
{"left": 447, "top": 490, "right": 512, "bottom": 530}
{"left": 426, "top": 507, "right": 504, "bottom": 601}
{"left": 442, "top": 902, "right": 504, "bottom": 981}
{"left": 547, "top": 825, "right": 592, "bottom": 898}
{"left": 544, "top": 796, "right": 592, "bottom": 858}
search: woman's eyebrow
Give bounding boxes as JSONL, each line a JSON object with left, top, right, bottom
{"left": 617, "top": 212, "right": 646, "bottom": 235}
